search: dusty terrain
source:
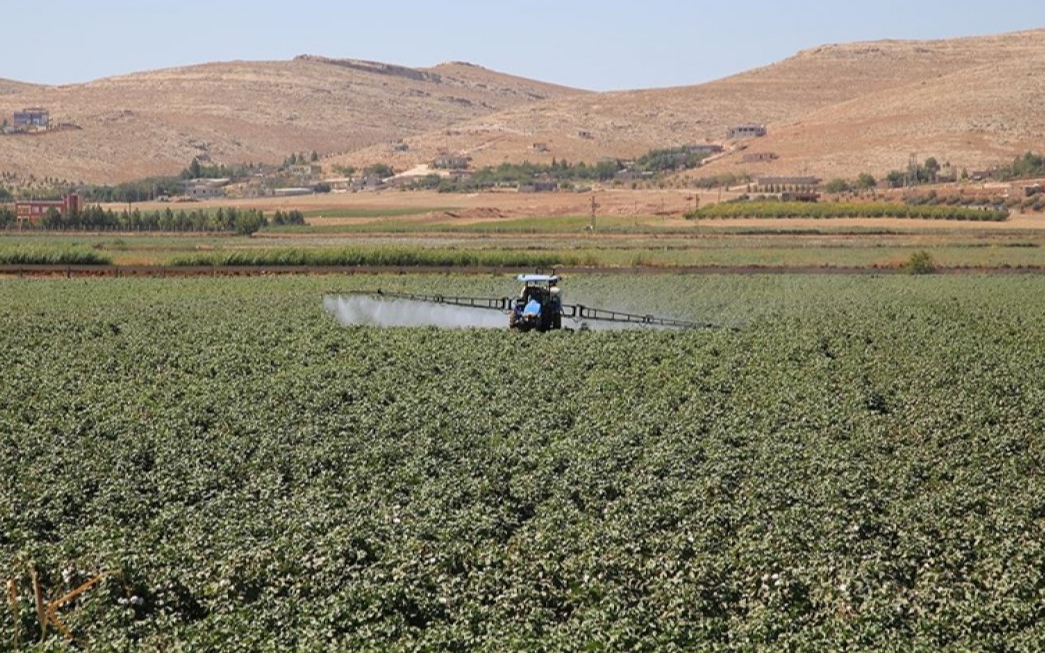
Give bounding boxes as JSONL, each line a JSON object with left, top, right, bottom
{"left": 0, "top": 59, "right": 582, "bottom": 183}
{"left": 331, "top": 30, "right": 1045, "bottom": 179}
{"left": 109, "top": 188, "right": 1045, "bottom": 232}
{"left": 4, "top": 29, "right": 1045, "bottom": 185}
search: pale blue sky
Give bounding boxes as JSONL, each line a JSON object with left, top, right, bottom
{"left": 1, "top": 0, "right": 1042, "bottom": 90}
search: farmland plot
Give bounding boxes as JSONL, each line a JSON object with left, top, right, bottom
{"left": 1, "top": 275, "right": 1045, "bottom": 651}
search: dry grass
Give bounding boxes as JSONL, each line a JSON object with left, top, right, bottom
{"left": 330, "top": 29, "right": 1045, "bottom": 179}
{"left": 5, "top": 29, "right": 1045, "bottom": 186}
{"left": 0, "top": 58, "right": 583, "bottom": 183}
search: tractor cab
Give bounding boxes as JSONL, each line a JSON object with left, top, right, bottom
{"left": 510, "top": 274, "right": 564, "bottom": 332}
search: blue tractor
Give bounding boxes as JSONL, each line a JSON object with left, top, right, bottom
{"left": 509, "top": 275, "right": 564, "bottom": 333}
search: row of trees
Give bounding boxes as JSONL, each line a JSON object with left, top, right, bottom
{"left": 997, "top": 152, "right": 1045, "bottom": 181}
{"left": 0, "top": 205, "right": 304, "bottom": 234}
{"left": 632, "top": 147, "right": 713, "bottom": 173}
{"left": 823, "top": 174, "right": 879, "bottom": 194}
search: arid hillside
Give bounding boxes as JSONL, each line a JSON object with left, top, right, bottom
{"left": 4, "top": 29, "right": 1045, "bottom": 186}
{"left": 0, "top": 57, "right": 583, "bottom": 184}
{"left": 0, "top": 79, "right": 37, "bottom": 96}
{"left": 330, "top": 29, "right": 1045, "bottom": 178}
{"left": 699, "top": 47, "right": 1045, "bottom": 180}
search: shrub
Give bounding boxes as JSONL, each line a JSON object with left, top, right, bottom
{"left": 904, "top": 250, "right": 936, "bottom": 275}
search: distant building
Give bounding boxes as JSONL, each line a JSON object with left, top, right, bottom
{"left": 971, "top": 168, "right": 1000, "bottom": 181}
{"left": 393, "top": 142, "right": 410, "bottom": 152}
{"left": 13, "top": 108, "right": 49, "bottom": 129}
{"left": 781, "top": 191, "right": 821, "bottom": 203}
{"left": 935, "top": 164, "right": 958, "bottom": 183}
{"left": 350, "top": 174, "right": 385, "bottom": 192}
{"left": 433, "top": 155, "right": 471, "bottom": 170}
{"left": 743, "top": 152, "right": 779, "bottom": 163}
{"left": 184, "top": 181, "right": 226, "bottom": 200}
{"left": 519, "top": 179, "right": 558, "bottom": 193}
{"left": 15, "top": 194, "right": 79, "bottom": 223}
{"left": 577, "top": 130, "right": 594, "bottom": 140}
{"left": 727, "top": 124, "right": 767, "bottom": 139}
{"left": 271, "top": 188, "right": 313, "bottom": 197}
{"left": 532, "top": 142, "right": 549, "bottom": 153}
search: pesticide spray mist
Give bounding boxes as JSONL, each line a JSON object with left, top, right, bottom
{"left": 324, "top": 296, "right": 507, "bottom": 329}
{"left": 324, "top": 295, "right": 672, "bottom": 331}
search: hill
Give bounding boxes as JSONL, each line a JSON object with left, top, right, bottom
{"left": 329, "top": 29, "right": 1045, "bottom": 180}
{"left": 0, "top": 79, "right": 37, "bottom": 96}
{"left": 0, "top": 57, "right": 583, "bottom": 184}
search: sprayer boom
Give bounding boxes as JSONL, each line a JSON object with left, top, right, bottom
{"left": 337, "top": 289, "right": 712, "bottom": 331}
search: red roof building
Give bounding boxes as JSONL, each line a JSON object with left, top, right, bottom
{"left": 15, "top": 194, "right": 80, "bottom": 224}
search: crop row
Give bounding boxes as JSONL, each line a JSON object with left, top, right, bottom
{"left": 0, "top": 245, "right": 111, "bottom": 265}
{"left": 2, "top": 275, "right": 1045, "bottom": 650}
{"left": 690, "top": 201, "right": 1010, "bottom": 221}
{"left": 170, "top": 247, "right": 597, "bottom": 268}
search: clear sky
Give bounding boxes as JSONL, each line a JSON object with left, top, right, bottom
{"left": 1, "top": 0, "right": 1042, "bottom": 90}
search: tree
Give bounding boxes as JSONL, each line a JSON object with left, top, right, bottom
{"left": 824, "top": 178, "right": 851, "bottom": 194}
{"left": 365, "top": 163, "right": 394, "bottom": 179}
{"left": 855, "top": 173, "right": 877, "bottom": 190}
{"left": 886, "top": 170, "right": 906, "bottom": 188}
{"left": 187, "top": 158, "right": 202, "bottom": 180}
{"left": 924, "top": 157, "right": 940, "bottom": 183}
{"left": 310, "top": 151, "right": 319, "bottom": 163}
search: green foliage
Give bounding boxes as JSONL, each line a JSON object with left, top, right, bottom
{"left": 997, "top": 152, "right": 1045, "bottom": 181}
{"left": 855, "top": 173, "right": 877, "bottom": 190}
{"left": 690, "top": 173, "right": 752, "bottom": 189}
{"left": 0, "top": 245, "right": 110, "bottom": 264}
{"left": 365, "top": 163, "right": 395, "bottom": 179}
{"left": 824, "top": 179, "right": 852, "bottom": 194}
{"left": 904, "top": 250, "right": 936, "bottom": 274}
{"left": 12, "top": 205, "right": 270, "bottom": 234}
{"left": 84, "top": 177, "right": 187, "bottom": 203}
{"left": 180, "top": 157, "right": 242, "bottom": 182}
{"left": 170, "top": 247, "right": 584, "bottom": 268}
{"left": 270, "top": 210, "right": 306, "bottom": 227}
{"left": 632, "top": 146, "right": 712, "bottom": 173}
{"left": 4, "top": 275, "right": 1045, "bottom": 649}
{"left": 689, "top": 201, "right": 1009, "bottom": 222}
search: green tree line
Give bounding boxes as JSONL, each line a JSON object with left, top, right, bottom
{"left": 0, "top": 205, "right": 304, "bottom": 234}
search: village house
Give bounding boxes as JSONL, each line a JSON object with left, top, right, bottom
{"left": 519, "top": 179, "right": 558, "bottom": 193}
{"left": 727, "top": 124, "right": 767, "bottom": 139}
{"left": 433, "top": 155, "right": 471, "bottom": 170}
{"left": 183, "top": 179, "right": 228, "bottom": 200}
{"left": 13, "top": 108, "right": 49, "bottom": 129}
